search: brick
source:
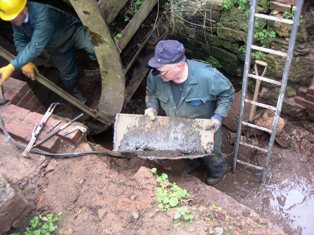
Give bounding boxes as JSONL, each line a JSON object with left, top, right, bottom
{"left": 274, "top": 0, "right": 297, "bottom": 5}
{"left": 16, "top": 89, "right": 35, "bottom": 108}
{"left": 0, "top": 104, "right": 30, "bottom": 123}
{"left": 3, "top": 78, "right": 30, "bottom": 104}
{"left": 23, "top": 95, "right": 44, "bottom": 113}
{"left": 0, "top": 174, "right": 33, "bottom": 233}
{"left": 308, "top": 84, "right": 314, "bottom": 95}
{"left": 270, "top": 1, "right": 295, "bottom": 12}
{"left": 305, "top": 94, "right": 314, "bottom": 103}
{"left": 58, "top": 122, "right": 88, "bottom": 145}
{"left": 5, "top": 117, "right": 62, "bottom": 153}
{"left": 294, "top": 96, "right": 314, "bottom": 111}
{"left": 24, "top": 112, "right": 43, "bottom": 124}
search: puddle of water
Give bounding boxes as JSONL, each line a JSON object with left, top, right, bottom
{"left": 216, "top": 165, "right": 314, "bottom": 235}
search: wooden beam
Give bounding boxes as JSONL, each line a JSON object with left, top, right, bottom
{"left": 116, "top": 0, "right": 158, "bottom": 51}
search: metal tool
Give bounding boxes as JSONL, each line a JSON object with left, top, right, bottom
{"left": 0, "top": 85, "right": 8, "bottom": 105}
{"left": 47, "top": 120, "right": 62, "bottom": 133}
{"left": 32, "top": 113, "right": 84, "bottom": 148}
{"left": 64, "top": 126, "right": 87, "bottom": 136}
{"left": 22, "top": 102, "right": 60, "bottom": 157}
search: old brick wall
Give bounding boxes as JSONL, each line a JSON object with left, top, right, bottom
{"left": 169, "top": 0, "right": 314, "bottom": 120}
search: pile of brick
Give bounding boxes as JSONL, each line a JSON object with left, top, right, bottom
{"left": 0, "top": 77, "right": 87, "bottom": 153}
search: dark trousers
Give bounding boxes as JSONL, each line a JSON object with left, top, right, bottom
{"left": 188, "top": 127, "right": 227, "bottom": 178}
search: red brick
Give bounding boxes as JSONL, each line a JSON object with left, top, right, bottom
{"left": 294, "top": 96, "right": 314, "bottom": 111}
{"left": 274, "top": 0, "right": 297, "bottom": 5}
{"left": 3, "top": 78, "right": 29, "bottom": 104}
{"left": 308, "top": 84, "right": 314, "bottom": 95}
{"left": 4, "top": 116, "right": 62, "bottom": 153}
{"left": 58, "top": 122, "right": 88, "bottom": 145}
{"left": 0, "top": 104, "right": 30, "bottom": 123}
{"left": 23, "top": 95, "right": 44, "bottom": 113}
{"left": 305, "top": 94, "right": 314, "bottom": 103}
{"left": 270, "top": 1, "right": 294, "bottom": 12}
{"left": 24, "top": 112, "right": 43, "bottom": 124}
{"left": 16, "top": 89, "right": 35, "bottom": 108}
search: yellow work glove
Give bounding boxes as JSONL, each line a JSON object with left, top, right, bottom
{"left": 0, "top": 64, "right": 15, "bottom": 86}
{"left": 22, "top": 62, "right": 38, "bottom": 81}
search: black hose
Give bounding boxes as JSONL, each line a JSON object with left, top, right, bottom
{"left": 0, "top": 115, "right": 130, "bottom": 159}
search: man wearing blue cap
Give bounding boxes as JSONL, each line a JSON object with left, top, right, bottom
{"left": 145, "top": 39, "right": 234, "bottom": 185}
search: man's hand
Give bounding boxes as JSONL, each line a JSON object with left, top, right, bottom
{"left": 205, "top": 115, "right": 222, "bottom": 133}
{"left": 0, "top": 64, "right": 15, "bottom": 86}
{"left": 22, "top": 62, "right": 38, "bottom": 81}
{"left": 144, "top": 108, "right": 157, "bottom": 121}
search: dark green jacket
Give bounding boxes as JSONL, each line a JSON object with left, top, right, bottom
{"left": 11, "top": 2, "right": 82, "bottom": 70}
{"left": 146, "top": 60, "right": 234, "bottom": 119}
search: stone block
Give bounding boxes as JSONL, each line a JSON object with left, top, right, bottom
{"left": 294, "top": 96, "right": 314, "bottom": 111}
{"left": 217, "top": 27, "right": 247, "bottom": 42}
{"left": 0, "top": 174, "right": 33, "bottom": 233}
{"left": 308, "top": 84, "right": 314, "bottom": 95}
{"left": 275, "top": 0, "right": 297, "bottom": 5}
{"left": 211, "top": 46, "right": 242, "bottom": 76}
{"left": 270, "top": 1, "right": 296, "bottom": 12}
{"left": 305, "top": 94, "right": 314, "bottom": 103}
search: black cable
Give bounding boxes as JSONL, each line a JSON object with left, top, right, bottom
{"left": 0, "top": 116, "right": 130, "bottom": 159}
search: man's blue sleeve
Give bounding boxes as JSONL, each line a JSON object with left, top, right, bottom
{"left": 11, "top": 7, "right": 58, "bottom": 69}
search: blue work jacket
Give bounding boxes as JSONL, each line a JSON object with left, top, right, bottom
{"left": 146, "top": 60, "right": 234, "bottom": 119}
{"left": 10, "top": 2, "right": 82, "bottom": 70}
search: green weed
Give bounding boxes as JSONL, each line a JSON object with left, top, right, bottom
{"left": 10, "top": 212, "right": 62, "bottom": 235}
{"left": 206, "top": 56, "right": 222, "bottom": 69}
{"left": 151, "top": 168, "right": 193, "bottom": 223}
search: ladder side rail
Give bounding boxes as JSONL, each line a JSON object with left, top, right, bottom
{"left": 261, "top": 0, "right": 304, "bottom": 182}
{"left": 233, "top": 0, "right": 258, "bottom": 172}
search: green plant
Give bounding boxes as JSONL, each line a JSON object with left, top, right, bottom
{"left": 11, "top": 212, "right": 62, "bottom": 235}
{"left": 124, "top": 0, "right": 143, "bottom": 22}
{"left": 114, "top": 33, "right": 122, "bottom": 40}
{"left": 235, "top": 0, "right": 247, "bottom": 10}
{"left": 254, "top": 22, "right": 276, "bottom": 46}
{"left": 223, "top": 0, "right": 233, "bottom": 10}
{"left": 173, "top": 206, "right": 193, "bottom": 222}
{"left": 151, "top": 168, "right": 193, "bottom": 222}
{"left": 206, "top": 56, "right": 222, "bottom": 68}
{"left": 252, "top": 51, "right": 267, "bottom": 60}
{"left": 283, "top": 10, "right": 304, "bottom": 23}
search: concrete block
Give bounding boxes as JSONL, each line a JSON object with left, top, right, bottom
{"left": 113, "top": 113, "right": 214, "bottom": 158}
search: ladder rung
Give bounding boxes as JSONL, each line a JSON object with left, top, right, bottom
{"left": 239, "top": 141, "right": 268, "bottom": 153}
{"left": 242, "top": 121, "right": 272, "bottom": 133}
{"left": 251, "top": 45, "right": 287, "bottom": 57}
{"left": 244, "top": 99, "right": 276, "bottom": 111}
{"left": 255, "top": 13, "right": 294, "bottom": 25}
{"left": 248, "top": 74, "right": 282, "bottom": 86}
{"left": 236, "top": 159, "right": 263, "bottom": 170}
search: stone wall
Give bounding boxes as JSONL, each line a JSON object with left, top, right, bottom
{"left": 169, "top": 0, "right": 314, "bottom": 119}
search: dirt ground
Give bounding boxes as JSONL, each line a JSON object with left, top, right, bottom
{"left": 1, "top": 134, "right": 286, "bottom": 235}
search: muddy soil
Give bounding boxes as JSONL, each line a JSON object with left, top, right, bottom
{"left": 216, "top": 120, "right": 314, "bottom": 235}
{"left": 1, "top": 136, "right": 285, "bottom": 235}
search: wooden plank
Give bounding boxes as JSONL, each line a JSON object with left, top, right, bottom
{"left": 116, "top": 0, "right": 158, "bottom": 51}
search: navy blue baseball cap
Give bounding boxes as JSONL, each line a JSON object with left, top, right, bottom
{"left": 148, "top": 40, "right": 185, "bottom": 68}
